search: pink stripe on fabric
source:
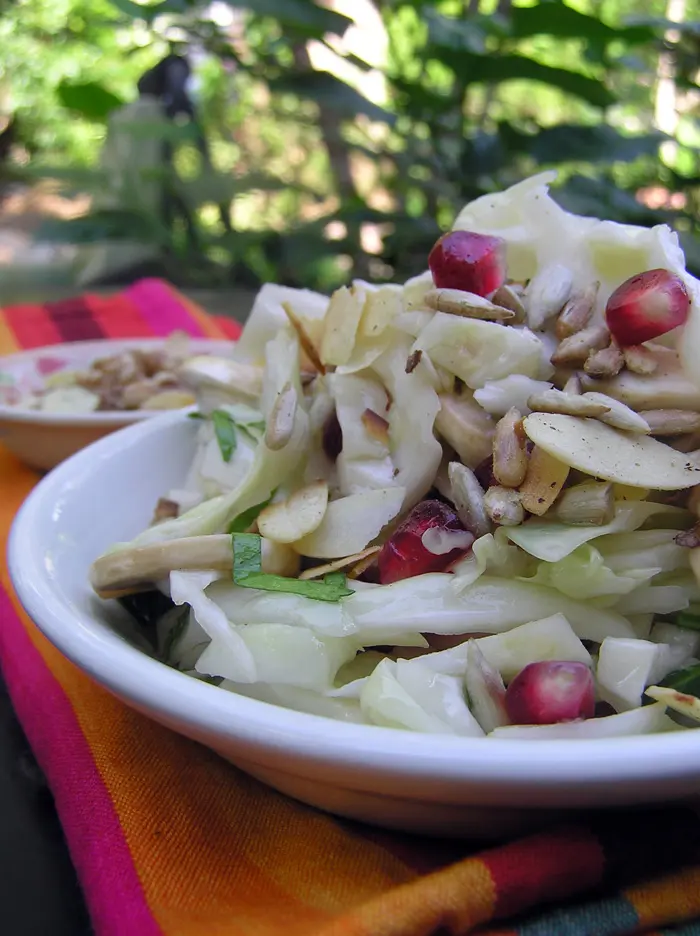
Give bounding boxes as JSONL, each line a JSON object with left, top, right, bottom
{"left": 0, "top": 585, "right": 163, "bottom": 936}
{"left": 124, "top": 279, "right": 207, "bottom": 337}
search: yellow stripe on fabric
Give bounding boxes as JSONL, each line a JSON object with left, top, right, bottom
{"left": 0, "top": 447, "right": 416, "bottom": 936}
{"left": 0, "top": 313, "right": 20, "bottom": 356}
{"left": 317, "top": 853, "right": 496, "bottom": 936}
{"left": 625, "top": 864, "right": 700, "bottom": 930}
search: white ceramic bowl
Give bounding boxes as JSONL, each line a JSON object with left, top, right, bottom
{"left": 9, "top": 410, "right": 700, "bottom": 838}
{"left": 0, "top": 338, "right": 232, "bottom": 471}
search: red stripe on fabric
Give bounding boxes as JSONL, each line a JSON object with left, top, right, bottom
{"left": 87, "top": 294, "right": 155, "bottom": 339}
{"left": 484, "top": 826, "right": 605, "bottom": 919}
{"left": 0, "top": 585, "right": 163, "bottom": 936}
{"left": 124, "top": 279, "right": 206, "bottom": 337}
{"left": 2, "top": 304, "right": 63, "bottom": 348}
{"left": 46, "top": 296, "right": 105, "bottom": 343}
{"left": 213, "top": 315, "right": 243, "bottom": 340}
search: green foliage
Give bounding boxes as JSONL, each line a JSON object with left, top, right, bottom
{"left": 3, "top": 0, "right": 700, "bottom": 291}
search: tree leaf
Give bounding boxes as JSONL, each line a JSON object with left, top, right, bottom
{"left": 510, "top": 5, "right": 655, "bottom": 45}
{"left": 227, "top": 0, "right": 351, "bottom": 38}
{"left": 35, "top": 210, "right": 167, "bottom": 245}
{"left": 57, "top": 81, "right": 124, "bottom": 121}
{"left": 106, "top": 0, "right": 190, "bottom": 22}
{"left": 269, "top": 71, "right": 396, "bottom": 124}
{"left": 500, "top": 123, "right": 666, "bottom": 166}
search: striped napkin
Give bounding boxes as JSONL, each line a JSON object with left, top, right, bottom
{"left": 1, "top": 278, "right": 700, "bottom": 936}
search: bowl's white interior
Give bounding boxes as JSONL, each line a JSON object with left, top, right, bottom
{"left": 9, "top": 409, "right": 700, "bottom": 809}
{"left": 0, "top": 338, "right": 232, "bottom": 425}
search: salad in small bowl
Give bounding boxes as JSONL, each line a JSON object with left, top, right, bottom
{"left": 89, "top": 172, "right": 700, "bottom": 742}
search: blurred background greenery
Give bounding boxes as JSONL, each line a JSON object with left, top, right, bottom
{"left": 1, "top": 0, "right": 699, "bottom": 298}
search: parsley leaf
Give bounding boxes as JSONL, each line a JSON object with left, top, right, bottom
{"left": 232, "top": 533, "right": 353, "bottom": 603}
{"left": 211, "top": 409, "right": 238, "bottom": 463}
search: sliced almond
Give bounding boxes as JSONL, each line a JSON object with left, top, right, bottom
{"left": 555, "top": 281, "right": 599, "bottom": 339}
{"left": 359, "top": 284, "right": 402, "bottom": 337}
{"left": 483, "top": 486, "right": 525, "bottom": 526}
{"left": 562, "top": 373, "right": 583, "bottom": 396}
{"left": 581, "top": 392, "right": 650, "bottom": 433}
{"left": 265, "top": 382, "right": 297, "bottom": 451}
{"left": 583, "top": 341, "right": 624, "bottom": 379}
{"left": 493, "top": 407, "right": 528, "bottom": 489}
{"left": 623, "top": 345, "right": 658, "bottom": 376}
{"left": 257, "top": 481, "right": 329, "bottom": 544}
{"left": 435, "top": 393, "right": 495, "bottom": 469}
{"left": 523, "top": 412, "right": 700, "bottom": 490}
{"left": 639, "top": 410, "right": 700, "bottom": 437}
{"left": 299, "top": 546, "right": 381, "bottom": 580}
{"left": 361, "top": 408, "right": 390, "bottom": 445}
{"left": 519, "top": 447, "right": 570, "bottom": 516}
{"left": 282, "top": 301, "right": 326, "bottom": 375}
{"left": 527, "top": 388, "right": 610, "bottom": 418}
{"left": 319, "top": 285, "right": 366, "bottom": 367}
{"left": 580, "top": 356, "right": 700, "bottom": 411}
{"left": 645, "top": 685, "right": 700, "bottom": 722}
{"left": 551, "top": 324, "right": 610, "bottom": 367}
{"left": 424, "top": 288, "right": 515, "bottom": 321}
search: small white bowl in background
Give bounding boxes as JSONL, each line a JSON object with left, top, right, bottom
{"left": 8, "top": 409, "right": 700, "bottom": 839}
{"left": 0, "top": 338, "right": 232, "bottom": 471}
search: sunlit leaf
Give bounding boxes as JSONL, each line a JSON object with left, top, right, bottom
{"left": 56, "top": 81, "right": 124, "bottom": 121}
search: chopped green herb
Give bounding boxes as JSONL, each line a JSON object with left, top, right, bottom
{"left": 660, "top": 663, "right": 700, "bottom": 697}
{"left": 675, "top": 612, "right": 700, "bottom": 632}
{"left": 187, "top": 411, "right": 204, "bottom": 420}
{"left": 227, "top": 492, "right": 276, "bottom": 534}
{"left": 211, "top": 409, "right": 238, "bottom": 463}
{"left": 232, "top": 533, "right": 353, "bottom": 603}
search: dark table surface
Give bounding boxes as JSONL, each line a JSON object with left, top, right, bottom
{"left": 0, "top": 671, "right": 92, "bottom": 935}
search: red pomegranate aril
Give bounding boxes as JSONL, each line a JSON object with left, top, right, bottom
{"left": 605, "top": 269, "right": 690, "bottom": 346}
{"left": 378, "top": 499, "right": 474, "bottom": 585}
{"left": 505, "top": 661, "right": 595, "bottom": 725}
{"left": 428, "top": 230, "right": 506, "bottom": 298}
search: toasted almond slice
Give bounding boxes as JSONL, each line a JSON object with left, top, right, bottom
{"left": 282, "top": 301, "right": 325, "bottom": 375}
{"left": 581, "top": 392, "right": 650, "bottom": 433}
{"left": 527, "top": 388, "right": 610, "bottom": 418}
{"left": 319, "top": 285, "right": 366, "bottom": 367}
{"left": 483, "top": 485, "right": 525, "bottom": 526}
{"left": 519, "top": 447, "right": 570, "bottom": 516}
{"left": 645, "top": 685, "right": 700, "bottom": 722}
{"left": 639, "top": 410, "right": 700, "bottom": 437}
{"left": 580, "top": 355, "right": 700, "bottom": 411}
{"left": 299, "top": 546, "right": 381, "bottom": 580}
{"left": 526, "top": 264, "right": 574, "bottom": 330}
{"left": 361, "top": 408, "right": 390, "bottom": 445}
{"left": 493, "top": 407, "right": 528, "bottom": 489}
{"left": 425, "top": 288, "right": 515, "bottom": 321}
{"left": 551, "top": 324, "right": 610, "bottom": 367}
{"left": 562, "top": 373, "right": 583, "bottom": 396}
{"left": 359, "top": 284, "right": 402, "bottom": 337}
{"left": 90, "top": 535, "right": 299, "bottom": 599}
{"left": 265, "top": 382, "right": 297, "bottom": 451}
{"left": 257, "top": 481, "right": 329, "bottom": 544}
{"left": 523, "top": 412, "right": 700, "bottom": 490}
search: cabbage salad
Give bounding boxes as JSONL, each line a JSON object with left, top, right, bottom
{"left": 91, "top": 172, "right": 700, "bottom": 739}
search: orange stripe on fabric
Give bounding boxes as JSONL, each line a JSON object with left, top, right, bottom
{"left": 2, "top": 303, "right": 63, "bottom": 348}
{"left": 0, "top": 312, "right": 20, "bottom": 355}
{"left": 625, "top": 864, "right": 700, "bottom": 930}
{"left": 166, "top": 286, "right": 230, "bottom": 339}
{"left": 0, "top": 446, "right": 416, "bottom": 935}
{"left": 87, "top": 294, "right": 155, "bottom": 339}
{"left": 316, "top": 854, "right": 496, "bottom": 936}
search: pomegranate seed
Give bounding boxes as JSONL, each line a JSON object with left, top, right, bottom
{"left": 378, "top": 499, "right": 474, "bottom": 585}
{"left": 322, "top": 410, "right": 343, "bottom": 461}
{"left": 428, "top": 231, "right": 506, "bottom": 297}
{"left": 505, "top": 661, "right": 595, "bottom": 725}
{"left": 605, "top": 269, "right": 690, "bottom": 346}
